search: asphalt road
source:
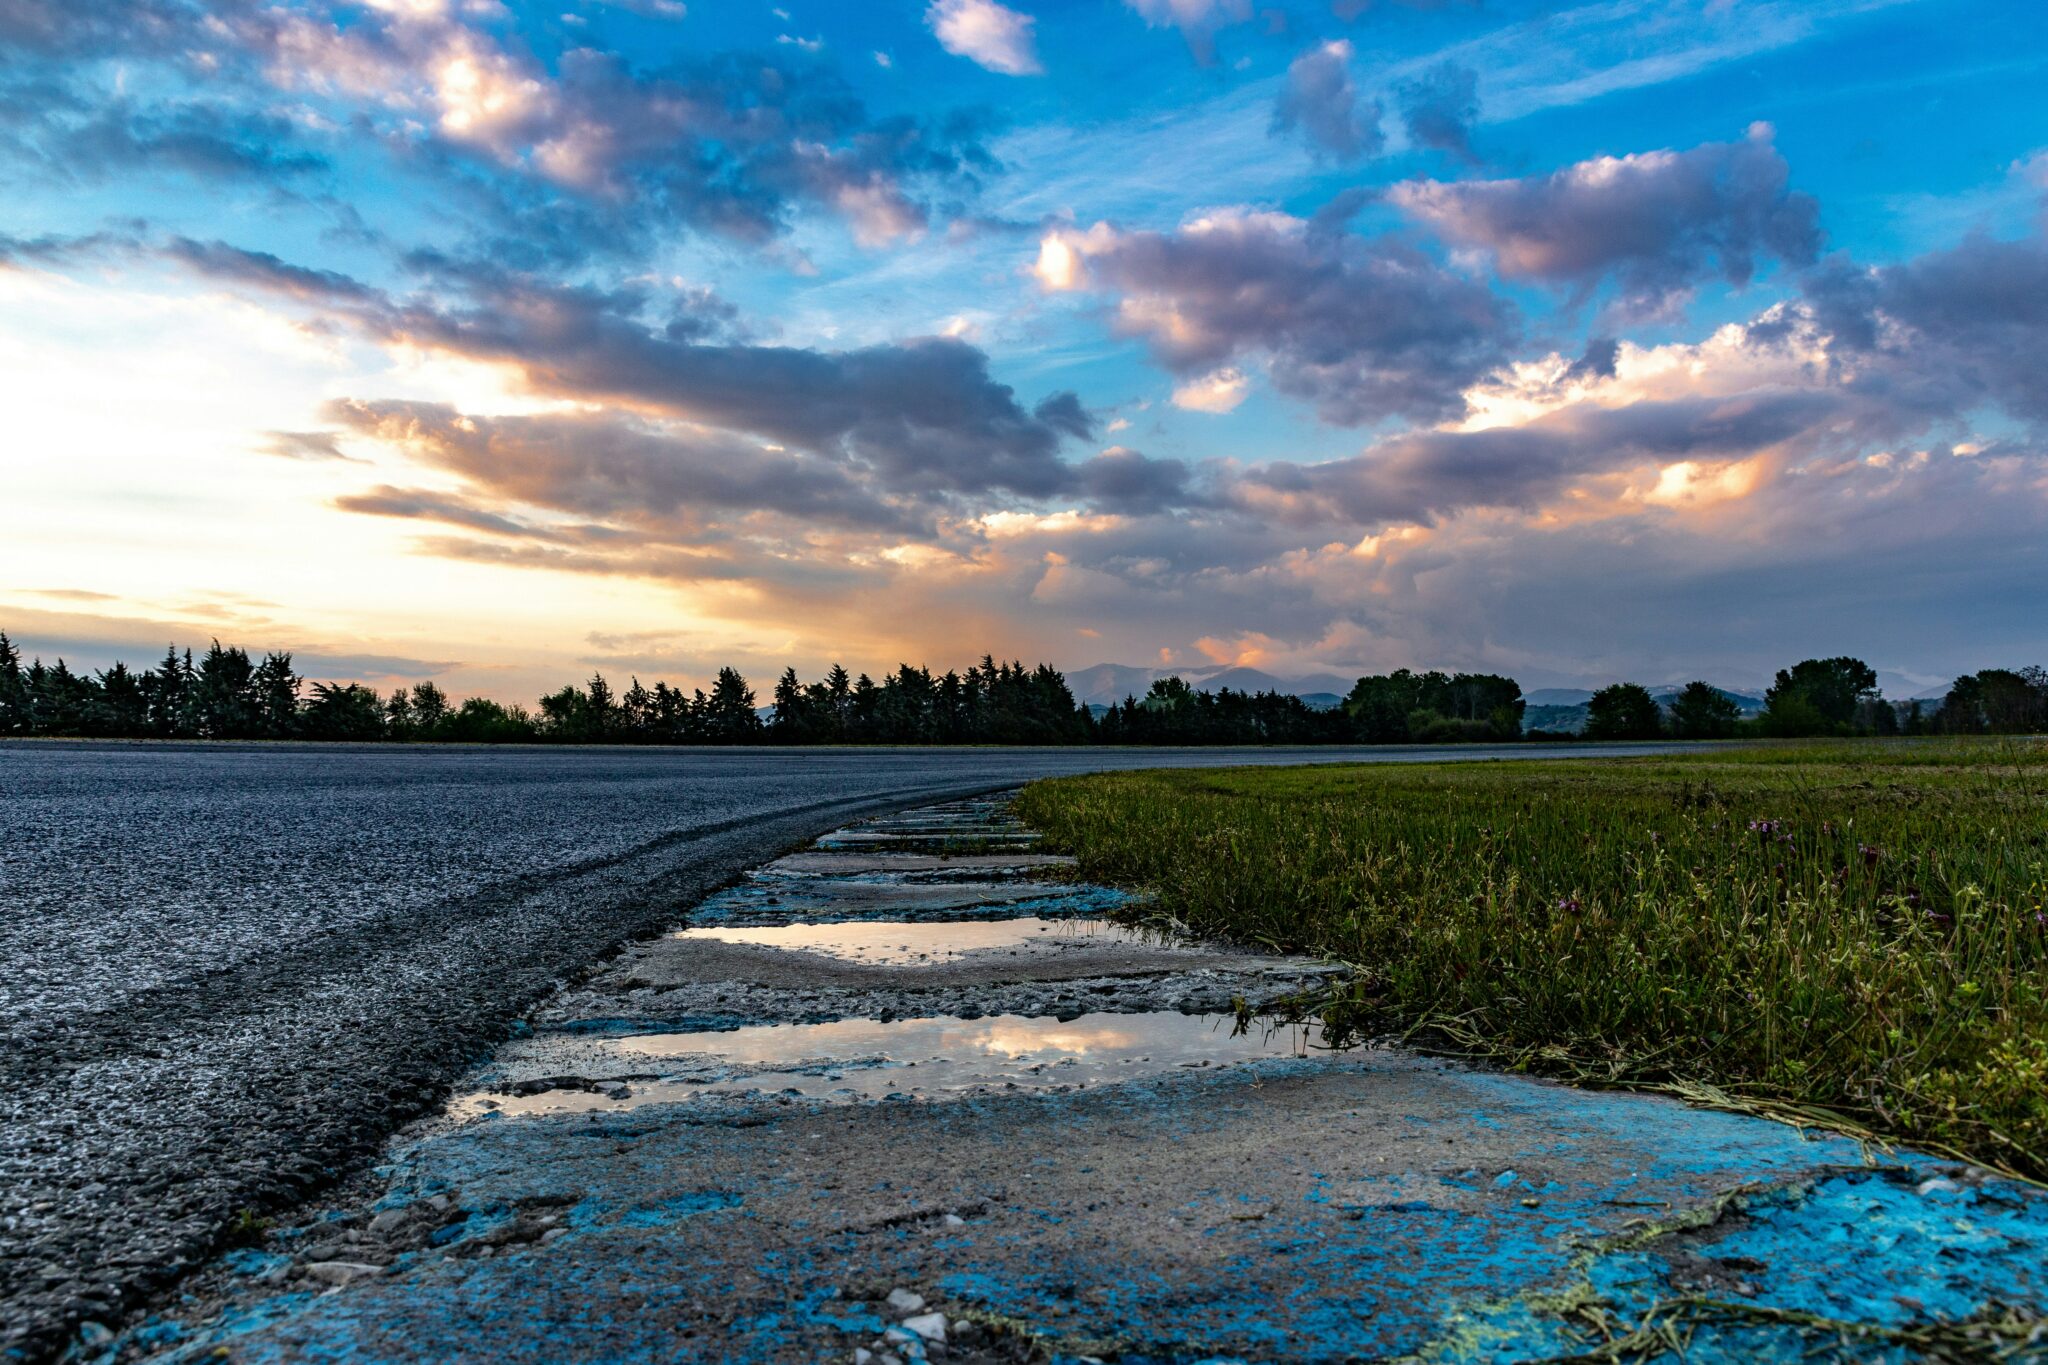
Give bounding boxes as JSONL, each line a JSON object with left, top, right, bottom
{"left": 0, "top": 739, "right": 1688, "bottom": 1361}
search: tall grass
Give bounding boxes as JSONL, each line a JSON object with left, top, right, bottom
{"left": 1015, "top": 741, "right": 2048, "bottom": 1177}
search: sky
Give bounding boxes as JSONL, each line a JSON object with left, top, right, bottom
{"left": 2, "top": 0, "right": 2046, "bottom": 700}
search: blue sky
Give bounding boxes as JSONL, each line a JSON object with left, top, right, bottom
{"left": 2, "top": 0, "right": 2046, "bottom": 697}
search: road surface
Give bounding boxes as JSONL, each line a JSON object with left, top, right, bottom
{"left": 0, "top": 739, "right": 1690, "bottom": 1361}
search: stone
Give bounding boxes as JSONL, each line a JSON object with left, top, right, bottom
{"left": 885, "top": 1288, "right": 926, "bottom": 1313}
{"left": 302, "top": 1261, "right": 381, "bottom": 1287}
{"left": 901, "top": 1313, "right": 947, "bottom": 1342}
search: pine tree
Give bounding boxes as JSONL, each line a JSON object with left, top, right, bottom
{"left": 253, "top": 652, "right": 302, "bottom": 738}
{"left": 195, "top": 640, "right": 260, "bottom": 738}
{"left": 704, "top": 667, "right": 763, "bottom": 743}
{"left": 0, "top": 632, "right": 28, "bottom": 735}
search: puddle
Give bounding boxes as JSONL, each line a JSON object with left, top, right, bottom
{"left": 672, "top": 916, "right": 1159, "bottom": 965}
{"left": 687, "top": 878, "right": 1135, "bottom": 927}
{"left": 452, "top": 1011, "right": 1327, "bottom": 1119}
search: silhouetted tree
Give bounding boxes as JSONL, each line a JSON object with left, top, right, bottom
{"left": 1343, "top": 669, "right": 1523, "bottom": 743}
{"left": 1667, "top": 681, "right": 1740, "bottom": 739}
{"left": 300, "top": 682, "right": 385, "bottom": 740}
{"left": 411, "top": 680, "right": 451, "bottom": 735}
{"left": 1761, "top": 657, "right": 1877, "bottom": 736}
{"left": 194, "top": 640, "right": 261, "bottom": 738}
{"left": 252, "top": 652, "right": 301, "bottom": 738}
{"left": 89, "top": 661, "right": 149, "bottom": 737}
{"left": 0, "top": 632, "right": 28, "bottom": 735}
{"left": 1940, "top": 668, "right": 2048, "bottom": 735}
{"left": 702, "top": 667, "right": 763, "bottom": 743}
{"left": 1584, "top": 683, "right": 1663, "bottom": 740}
{"left": 142, "top": 646, "right": 196, "bottom": 738}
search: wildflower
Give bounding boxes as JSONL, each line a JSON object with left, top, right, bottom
{"left": 1555, "top": 896, "right": 1582, "bottom": 913}
{"left": 1748, "top": 818, "right": 1782, "bottom": 836}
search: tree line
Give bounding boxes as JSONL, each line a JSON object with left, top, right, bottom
{"left": 1, "top": 631, "right": 2041, "bottom": 746}
{"left": 1568, "top": 658, "right": 2048, "bottom": 740}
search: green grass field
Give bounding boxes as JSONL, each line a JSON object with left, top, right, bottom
{"left": 1016, "top": 741, "right": 2048, "bottom": 1178}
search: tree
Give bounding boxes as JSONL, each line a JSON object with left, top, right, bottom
{"left": 252, "top": 652, "right": 302, "bottom": 738}
{"left": 442, "top": 697, "right": 536, "bottom": 743}
{"left": 142, "top": 645, "right": 195, "bottom": 738}
{"left": 0, "top": 632, "right": 28, "bottom": 735}
{"left": 384, "top": 687, "right": 417, "bottom": 739}
{"left": 1344, "top": 670, "right": 1428, "bottom": 743}
{"left": 30, "top": 658, "right": 93, "bottom": 735}
{"left": 194, "top": 640, "right": 260, "bottom": 738}
{"left": 1666, "top": 681, "right": 1739, "bottom": 739}
{"left": 1584, "top": 683, "right": 1663, "bottom": 740}
{"left": 1344, "top": 669, "right": 1524, "bottom": 743}
{"left": 89, "top": 661, "right": 150, "bottom": 737}
{"left": 1942, "top": 668, "right": 2047, "bottom": 735}
{"left": 702, "top": 667, "right": 763, "bottom": 742}
{"left": 1762, "top": 657, "right": 1876, "bottom": 735}
{"left": 619, "top": 678, "right": 653, "bottom": 741}
{"left": 299, "top": 682, "right": 386, "bottom": 740}
{"left": 770, "top": 667, "right": 816, "bottom": 742}
{"left": 410, "top": 680, "right": 451, "bottom": 735}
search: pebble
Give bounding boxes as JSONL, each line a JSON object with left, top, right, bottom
{"left": 886, "top": 1288, "right": 926, "bottom": 1313}
{"left": 901, "top": 1312, "right": 947, "bottom": 1342}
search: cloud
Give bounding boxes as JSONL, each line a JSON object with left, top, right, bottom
{"left": 261, "top": 430, "right": 363, "bottom": 462}
{"left": 1799, "top": 232, "right": 2048, "bottom": 426}
{"left": 327, "top": 401, "right": 919, "bottom": 530}
{"left": 1233, "top": 388, "right": 1846, "bottom": 531}
{"left": 1271, "top": 41, "right": 1383, "bottom": 163}
{"left": 163, "top": 244, "right": 1092, "bottom": 500}
{"left": 1037, "top": 207, "right": 1517, "bottom": 424}
{"left": 1171, "top": 368, "right": 1249, "bottom": 413}
{"left": 0, "top": 1, "right": 997, "bottom": 258}
{"left": 1391, "top": 125, "right": 1821, "bottom": 317}
{"left": 927, "top": 0, "right": 1043, "bottom": 76}
{"left": 4, "top": 98, "right": 330, "bottom": 184}
{"left": 1396, "top": 61, "right": 1480, "bottom": 165}
{"left": 1125, "top": 0, "right": 1252, "bottom": 63}
{"left": 1071, "top": 446, "right": 1196, "bottom": 513}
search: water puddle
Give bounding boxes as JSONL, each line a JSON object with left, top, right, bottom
{"left": 672, "top": 916, "right": 1158, "bottom": 965}
{"left": 453, "top": 1011, "right": 1325, "bottom": 1119}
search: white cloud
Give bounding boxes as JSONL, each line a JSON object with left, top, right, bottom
{"left": 1171, "top": 367, "right": 1248, "bottom": 412}
{"left": 927, "top": 0, "right": 1043, "bottom": 76}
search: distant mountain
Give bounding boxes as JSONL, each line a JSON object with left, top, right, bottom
{"left": 1525, "top": 688, "right": 1594, "bottom": 706}
{"left": 1523, "top": 682, "right": 1767, "bottom": 735}
{"left": 1646, "top": 683, "right": 1767, "bottom": 715}
{"left": 1067, "top": 662, "right": 1355, "bottom": 709}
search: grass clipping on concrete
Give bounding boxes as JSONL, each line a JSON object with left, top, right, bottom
{"left": 1015, "top": 741, "right": 2048, "bottom": 1180}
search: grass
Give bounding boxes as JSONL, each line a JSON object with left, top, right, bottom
{"left": 1014, "top": 740, "right": 2048, "bottom": 1179}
